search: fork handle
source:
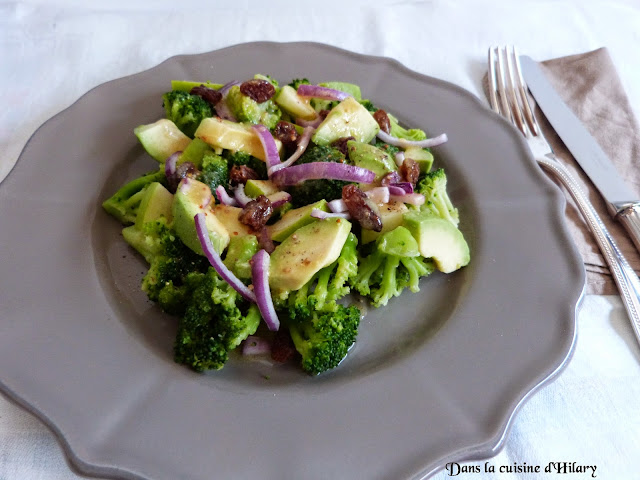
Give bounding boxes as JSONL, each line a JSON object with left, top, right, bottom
{"left": 537, "top": 155, "right": 640, "bottom": 344}
{"left": 616, "top": 203, "right": 640, "bottom": 256}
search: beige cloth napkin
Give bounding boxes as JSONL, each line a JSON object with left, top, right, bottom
{"left": 486, "top": 48, "right": 640, "bottom": 295}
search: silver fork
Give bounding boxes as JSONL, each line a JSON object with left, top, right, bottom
{"left": 487, "top": 45, "right": 640, "bottom": 346}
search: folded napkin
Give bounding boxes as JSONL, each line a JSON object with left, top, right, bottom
{"left": 487, "top": 48, "right": 640, "bottom": 295}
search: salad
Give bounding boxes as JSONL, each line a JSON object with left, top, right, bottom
{"left": 102, "top": 75, "right": 470, "bottom": 375}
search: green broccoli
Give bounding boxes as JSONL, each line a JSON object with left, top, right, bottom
{"left": 122, "top": 219, "right": 209, "bottom": 315}
{"left": 374, "top": 139, "right": 401, "bottom": 158}
{"left": 287, "top": 144, "right": 350, "bottom": 207}
{"left": 255, "top": 73, "right": 279, "bottom": 87}
{"left": 288, "top": 78, "right": 310, "bottom": 89}
{"left": 174, "top": 268, "right": 261, "bottom": 371}
{"left": 225, "top": 85, "right": 282, "bottom": 129}
{"left": 416, "top": 168, "right": 459, "bottom": 227}
{"left": 352, "top": 226, "right": 434, "bottom": 308}
{"left": 197, "top": 152, "right": 229, "bottom": 200}
{"left": 359, "top": 99, "right": 377, "bottom": 112}
{"left": 223, "top": 150, "right": 267, "bottom": 179}
{"left": 163, "top": 90, "right": 213, "bottom": 138}
{"left": 279, "top": 232, "right": 360, "bottom": 375}
{"left": 102, "top": 168, "right": 167, "bottom": 225}
{"left": 288, "top": 303, "right": 360, "bottom": 375}
{"left": 388, "top": 113, "right": 427, "bottom": 142}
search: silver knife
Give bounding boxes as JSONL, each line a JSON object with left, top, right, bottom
{"left": 520, "top": 55, "right": 640, "bottom": 255}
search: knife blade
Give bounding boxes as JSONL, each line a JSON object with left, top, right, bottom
{"left": 520, "top": 55, "right": 640, "bottom": 255}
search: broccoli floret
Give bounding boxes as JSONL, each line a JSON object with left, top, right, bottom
{"left": 388, "top": 113, "right": 427, "bottom": 142}
{"left": 197, "top": 152, "right": 229, "bottom": 200}
{"left": 280, "top": 233, "right": 360, "bottom": 375}
{"left": 287, "top": 144, "right": 350, "bottom": 207}
{"left": 163, "top": 90, "right": 213, "bottom": 138}
{"left": 102, "top": 168, "right": 167, "bottom": 225}
{"left": 223, "top": 150, "right": 267, "bottom": 179}
{"left": 225, "top": 85, "right": 282, "bottom": 129}
{"left": 352, "top": 227, "right": 434, "bottom": 307}
{"left": 122, "top": 219, "right": 209, "bottom": 314}
{"left": 173, "top": 268, "right": 261, "bottom": 371}
{"left": 374, "top": 140, "right": 401, "bottom": 159}
{"left": 416, "top": 168, "right": 459, "bottom": 227}
{"left": 288, "top": 304, "right": 361, "bottom": 375}
{"left": 359, "top": 99, "right": 377, "bottom": 112}
{"left": 288, "top": 78, "right": 310, "bottom": 89}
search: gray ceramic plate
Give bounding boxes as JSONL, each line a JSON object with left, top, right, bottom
{"left": 0, "top": 42, "right": 584, "bottom": 480}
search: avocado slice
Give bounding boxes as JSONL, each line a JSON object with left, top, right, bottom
{"left": 347, "top": 140, "right": 397, "bottom": 182}
{"left": 135, "top": 182, "right": 174, "bottom": 228}
{"left": 211, "top": 204, "right": 253, "bottom": 238}
{"left": 223, "top": 234, "right": 259, "bottom": 280}
{"left": 274, "top": 85, "right": 318, "bottom": 121}
{"left": 267, "top": 200, "right": 329, "bottom": 242}
{"left": 312, "top": 97, "right": 380, "bottom": 146}
{"left": 172, "top": 178, "right": 230, "bottom": 255}
{"left": 134, "top": 119, "right": 192, "bottom": 162}
{"left": 269, "top": 217, "right": 352, "bottom": 292}
{"left": 177, "top": 138, "right": 213, "bottom": 169}
{"left": 194, "top": 117, "right": 282, "bottom": 162}
{"left": 312, "top": 81, "right": 362, "bottom": 111}
{"left": 244, "top": 179, "right": 280, "bottom": 198}
{"left": 404, "top": 146, "right": 434, "bottom": 173}
{"left": 403, "top": 210, "right": 470, "bottom": 273}
{"left": 361, "top": 200, "right": 408, "bottom": 244}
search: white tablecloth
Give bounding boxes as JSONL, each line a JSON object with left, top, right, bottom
{"left": 2, "top": 1, "right": 640, "bottom": 479}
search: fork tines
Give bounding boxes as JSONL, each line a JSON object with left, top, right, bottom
{"left": 487, "top": 46, "right": 540, "bottom": 138}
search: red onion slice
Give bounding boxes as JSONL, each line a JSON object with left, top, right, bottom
{"left": 214, "top": 80, "right": 241, "bottom": 122}
{"left": 233, "top": 184, "right": 252, "bottom": 207}
{"left": 215, "top": 185, "right": 238, "bottom": 206}
{"left": 389, "top": 182, "right": 414, "bottom": 194}
{"left": 297, "top": 84, "right": 351, "bottom": 101}
{"left": 377, "top": 130, "right": 448, "bottom": 149}
{"left": 268, "top": 126, "right": 314, "bottom": 175}
{"left": 271, "top": 162, "right": 375, "bottom": 186}
{"left": 242, "top": 335, "right": 272, "bottom": 356}
{"left": 365, "top": 186, "right": 390, "bottom": 204}
{"left": 328, "top": 198, "right": 348, "bottom": 213}
{"left": 164, "top": 151, "right": 182, "bottom": 178}
{"left": 266, "top": 191, "right": 292, "bottom": 208}
{"left": 253, "top": 124, "right": 281, "bottom": 171}
{"left": 194, "top": 212, "right": 256, "bottom": 302}
{"left": 251, "top": 249, "right": 280, "bottom": 331}
{"left": 295, "top": 116, "right": 324, "bottom": 128}
{"left": 389, "top": 193, "right": 426, "bottom": 206}
{"left": 311, "top": 208, "right": 351, "bottom": 220}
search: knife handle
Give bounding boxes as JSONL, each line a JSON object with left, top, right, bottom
{"left": 616, "top": 204, "right": 640, "bottom": 256}
{"left": 537, "top": 156, "right": 640, "bottom": 345}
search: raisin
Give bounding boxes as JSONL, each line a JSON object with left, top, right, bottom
{"left": 167, "top": 161, "right": 199, "bottom": 193}
{"left": 229, "top": 165, "right": 259, "bottom": 186}
{"left": 273, "top": 121, "right": 300, "bottom": 152}
{"left": 239, "top": 195, "right": 273, "bottom": 230}
{"left": 342, "top": 184, "right": 383, "bottom": 232}
{"left": 271, "top": 328, "right": 298, "bottom": 363}
{"left": 331, "top": 136, "right": 355, "bottom": 157}
{"left": 240, "top": 79, "right": 275, "bottom": 103}
{"left": 400, "top": 158, "right": 420, "bottom": 185}
{"left": 190, "top": 85, "right": 222, "bottom": 107}
{"left": 373, "top": 109, "right": 391, "bottom": 134}
{"left": 257, "top": 227, "right": 275, "bottom": 254}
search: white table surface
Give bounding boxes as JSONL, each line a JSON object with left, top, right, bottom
{"left": 2, "top": 1, "right": 640, "bottom": 479}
